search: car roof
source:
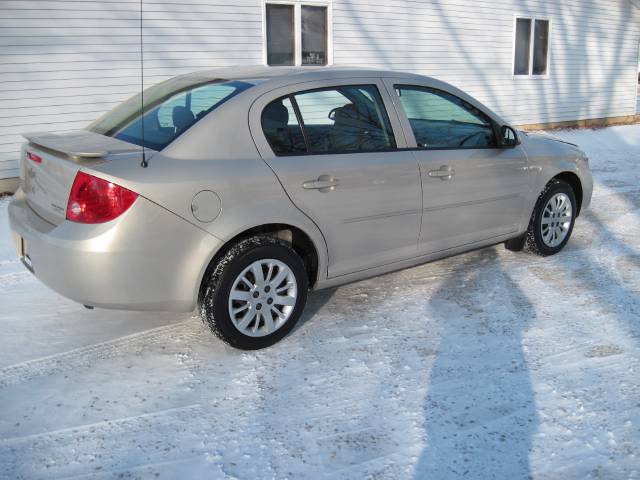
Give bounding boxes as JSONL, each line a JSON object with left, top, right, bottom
{"left": 177, "top": 66, "right": 432, "bottom": 87}
{"left": 175, "top": 66, "right": 507, "bottom": 127}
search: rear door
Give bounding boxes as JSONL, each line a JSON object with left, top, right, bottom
{"left": 250, "top": 79, "right": 422, "bottom": 278}
{"left": 383, "top": 79, "right": 531, "bottom": 254}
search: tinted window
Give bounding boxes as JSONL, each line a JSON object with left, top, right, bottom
{"left": 89, "top": 78, "right": 252, "bottom": 151}
{"left": 514, "top": 18, "right": 532, "bottom": 75}
{"left": 266, "top": 4, "right": 295, "bottom": 66}
{"left": 301, "top": 6, "right": 328, "bottom": 66}
{"left": 532, "top": 20, "right": 549, "bottom": 75}
{"left": 262, "top": 85, "right": 395, "bottom": 156}
{"left": 395, "top": 85, "right": 495, "bottom": 149}
{"left": 261, "top": 96, "right": 306, "bottom": 155}
{"left": 294, "top": 85, "right": 395, "bottom": 154}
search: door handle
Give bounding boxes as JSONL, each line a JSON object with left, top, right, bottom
{"left": 303, "top": 175, "right": 340, "bottom": 191}
{"left": 428, "top": 165, "right": 455, "bottom": 180}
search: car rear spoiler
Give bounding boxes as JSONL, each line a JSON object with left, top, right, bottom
{"left": 23, "top": 131, "right": 139, "bottom": 161}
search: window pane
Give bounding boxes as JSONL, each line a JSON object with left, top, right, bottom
{"left": 532, "top": 20, "right": 549, "bottom": 75}
{"left": 261, "top": 96, "right": 306, "bottom": 155}
{"left": 266, "top": 4, "right": 294, "bottom": 66}
{"left": 514, "top": 18, "right": 531, "bottom": 75}
{"left": 395, "top": 86, "right": 495, "bottom": 149}
{"left": 301, "top": 6, "right": 328, "bottom": 66}
{"left": 294, "top": 85, "right": 396, "bottom": 154}
{"left": 156, "top": 84, "right": 237, "bottom": 128}
{"left": 89, "top": 79, "right": 253, "bottom": 151}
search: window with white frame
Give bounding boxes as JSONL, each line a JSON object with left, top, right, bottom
{"left": 514, "top": 17, "right": 550, "bottom": 76}
{"left": 265, "top": 2, "right": 330, "bottom": 66}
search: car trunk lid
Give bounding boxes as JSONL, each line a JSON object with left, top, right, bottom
{"left": 21, "top": 131, "right": 142, "bottom": 225}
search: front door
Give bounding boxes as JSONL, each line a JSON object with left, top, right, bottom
{"left": 385, "top": 82, "right": 531, "bottom": 254}
{"left": 252, "top": 81, "right": 422, "bottom": 278}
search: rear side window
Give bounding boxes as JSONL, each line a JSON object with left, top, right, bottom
{"left": 394, "top": 85, "right": 495, "bottom": 149}
{"left": 261, "top": 84, "right": 396, "bottom": 155}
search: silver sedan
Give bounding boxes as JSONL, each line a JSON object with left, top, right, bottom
{"left": 8, "top": 67, "right": 593, "bottom": 349}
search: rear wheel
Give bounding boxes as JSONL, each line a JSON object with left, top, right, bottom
{"left": 200, "top": 236, "right": 308, "bottom": 350}
{"left": 522, "top": 179, "right": 577, "bottom": 256}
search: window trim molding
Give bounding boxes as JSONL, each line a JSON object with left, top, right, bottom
{"left": 512, "top": 15, "right": 551, "bottom": 79}
{"left": 262, "top": 0, "right": 333, "bottom": 67}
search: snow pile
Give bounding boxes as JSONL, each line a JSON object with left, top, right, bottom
{"left": 1, "top": 124, "right": 639, "bottom": 479}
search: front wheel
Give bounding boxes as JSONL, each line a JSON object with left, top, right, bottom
{"left": 523, "top": 179, "right": 577, "bottom": 256}
{"left": 200, "top": 236, "right": 308, "bottom": 350}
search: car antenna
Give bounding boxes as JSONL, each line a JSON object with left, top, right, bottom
{"left": 139, "top": 0, "right": 148, "bottom": 168}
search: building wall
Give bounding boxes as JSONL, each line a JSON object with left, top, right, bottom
{"left": 0, "top": 0, "right": 638, "bottom": 180}
{"left": 332, "top": 0, "right": 640, "bottom": 125}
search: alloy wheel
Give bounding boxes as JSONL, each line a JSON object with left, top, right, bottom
{"left": 541, "top": 192, "right": 573, "bottom": 247}
{"left": 228, "top": 259, "right": 298, "bottom": 337}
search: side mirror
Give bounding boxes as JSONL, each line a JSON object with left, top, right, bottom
{"left": 500, "top": 125, "right": 518, "bottom": 147}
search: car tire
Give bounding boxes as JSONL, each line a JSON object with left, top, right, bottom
{"left": 199, "top": 235, "right": 308, "bottom": 350}
{"left": 523, "top": 179, "right": 577, "bottom": 256}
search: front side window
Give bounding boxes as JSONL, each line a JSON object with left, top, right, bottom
{"left": 514, "top": 17, "right": 550, "bottom": 76}
{"left": 266, "top": 3, "right": 329, "bottom": 66}
{"left": 395, "top": 85, "right": 495, "bottom": 149}
{"left": 89, "top": 78, "right": 253, "bottom": 150}
{"left": 261, "top": 85, "right": 396, "bottom": 155}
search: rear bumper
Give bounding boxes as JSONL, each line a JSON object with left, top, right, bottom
{"left": 8, "top": 188, "right": 222, "bottom": 312}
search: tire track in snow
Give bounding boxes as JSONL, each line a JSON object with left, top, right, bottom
{"left": 0, "top": 398, "right": 401, "bottom": 480}
{"left": 0, "top": 404, "right": 208, "bottom": 480}
{"left": 0, "top": 319, "right": 200, "bottom": 389}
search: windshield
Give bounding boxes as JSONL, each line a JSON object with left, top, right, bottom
{"left": 88, "top": 77, "right": 254, "bottom": 151}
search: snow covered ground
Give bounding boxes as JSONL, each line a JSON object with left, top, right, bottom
{"left": 1, "top": 124, "right": 639, "bottom": 479}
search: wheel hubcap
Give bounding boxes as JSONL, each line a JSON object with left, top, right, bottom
{"left": 228, "top": 259, "right": 297, "bottom": 337}
{"left": 541, "top": 192, "right": 572, "bottom": 248}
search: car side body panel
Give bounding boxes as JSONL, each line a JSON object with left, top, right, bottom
{"left": 7, "top": 67, "right": 594, "bottom": 313}
{"left": 87, "top": 70, "right": 593, "bottom": 295}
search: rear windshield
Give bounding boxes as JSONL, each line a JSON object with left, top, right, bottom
{"left": 88, "top": 77, "right": 253, "bottom": 151}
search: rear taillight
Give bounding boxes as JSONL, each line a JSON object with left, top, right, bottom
{"left": 27, "top": 151, "right": 42, "bottom": 164}
{"left": 66, "top": 172, "right": 138, "bottom": 224}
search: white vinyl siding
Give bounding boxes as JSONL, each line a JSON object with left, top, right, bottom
{"left": 0, "top": 0, "right": 264, "bottom": 179}
{"left": 1, "top": 0, "right": 639, "bottom": 179}
{"left": 331, "top": 0, "right": 640, "bottom": 127}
